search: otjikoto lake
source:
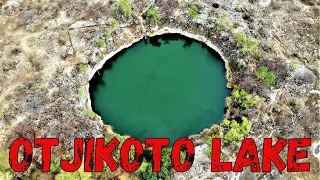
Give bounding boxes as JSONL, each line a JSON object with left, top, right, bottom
{"left": 90, "top": 34, "right": 230, "bottom": 143}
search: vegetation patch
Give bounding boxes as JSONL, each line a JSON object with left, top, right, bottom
{"left": 75, "top": 87, "right": 87, "bottom": 101}
{"left": 228, "top": 57, "right": 244, "bottom": 72}
{"left": 111, "top": 19, "right": 119, "bottom": 30}
{"left": 188, "top": 4, "right": 199, "bottom": 19}
{"left": 0, "top": 150, "right": 13, "bottom": 180}
{"left": 256, "top": 66, "right": 276, "bottom": 86}
{"left": 222, "top": 117, "right": 251, "bottom": 144}
{"left": 95, "top": 39, "right": 105, "bottom": 48}
{"left": 216, "top": 10, "right": 234, "bottom": 32}
{"left": 235, "top": 32, "right": 261, "bottom": 59}
{"left": 82, "top": 108, "right": 96, "bottom": 118}
{"left": 232, "top": 88, "right": 258, "bottom": 109}
{"left": 76, "top": 63, "right": 88, "bottom": 73}
{"left": 205, "top": 117, "right": 252, "bottom": 157}
{"left": 138, "top": 148, "right": 173, "bottom": 180}
{"left": 119, "top": 0, "right": 132, "bottom": 15}
{"left": 147, "top": 8, "right": 161, "bottom": 25}
{"left": 205, "top": 129, "right": 224, "bottom": 157}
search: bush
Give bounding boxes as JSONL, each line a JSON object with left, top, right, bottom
{"left": 256, "top": 66, "right": 276, "bottom": 86}
{"left": 82, "top": 108, "right": 96, "bottom": 118}
{"left": 119, "top": 0, "right": 132, "bottom": 15}
{"left": 228, "top": 57, "right": 244, "bottom": 72}
{"left": 232, "top": 88, "right": 257, "bottom": 109}
{"left": 235, "top": 7, "right": 244, "bottom": 12}
{"left": 205, "top": 131, "right": 223, "bottom": 157}
{"left": 55, "top": 164, "right": 92, "bottom": 180}
{"left": 111, "top": 19, "right": 118, "bottom": 30}
{"left": 147, "top": 8, "right": 161, "bottom": 25}
{"left": 188, "top": 4, "right": 198, "bottom": 19}
{"left": 216, "top": 10, "right": 234, "bottom": 31}
{"left": 106, "top": 135, "right": 131, "bottom": 164}
{"left": 111, "top": 4, "right": 120, "bottom": 19}
{"left": 76, "top": 63, "right": 88, "bottom": 73}
{"left": 75, "top": 87, "right": 87, "bottom": 101}
{"left": 95, "top": 39, "right": 105, "bottom": 48}
{"left": 104, "top": 19, "right": 118, "bottom": 40}
{"left": 223, "top": 117, "right": 252, "bottom": 143}
{"left": 0, "top": 150, "right": 10, "bottom": 172}
{"left": 208, "top": 17, "right": 213, "bottom": 23}
{"left": 138, "top": 148, "right": 173, "bottom": 180}
{"left": 0, "top": 172, "right": 13, "bottom": 180}
{"left": 235, "top": 32, "right": 261, "bottom": 59}
{"left": 104, "top": 31, "right": 110, "bottom": 39}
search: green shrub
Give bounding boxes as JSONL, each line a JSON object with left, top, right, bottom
{"left": 0, "top": 172, "right": 13, "bottom": 180}
{"left": 104, "top": 31, "right": 110, "bottom": 39}
{"left": 75, "top": 87, "right": 87, "bottom": 101}
{"left": 82, "top": 108, "right": 96, "bottom": 118}
{"left": 223, "top": 117, "right": 251, "bottom": 143}
{"left": 92, "top": 167, "right": 115, "bottom": 180}
{"left": 0, "top": 150, "right": 10, "bottom": 172}
{"left": 228, "top": 57, "right": 243, "bottom": 72}
{"left": 147, "top": 8, "right": 161, "bottom": 25}
{"left": 106, "top": 135, "right": 130, "bottom": 164}
{"left": 188, "top": 4, "right": 198, "bottom": 19}
{"left": 205, "top": 131, "right": 223, "bottom": 157}
{"left": 208, "top": 17, "right": 213, "bottom": 23}
{"left": 235, "top": 32, "right": 261, "bottom": 59}
{"left": 138, "top": 148, "right": 173, "bottom": 180}
{"left": 119, "top": 0, "right": 132, "bottom": 15}
{"left": 235, "top": 7, "right": 244, "bottom": 12}
{"left": 256, "top": 66, "right": 276, "bottom": 86}
{"left": 104, "top": 19, "right": 118, "bottom": 40}
{"left": 107, "top": 134, "right": 128, "bottom": 145}
{"left": 111, "top": 4, "right": 120, "bottom": 19}
{"left": 76, "top": 63, "right": 88, "bottom": 73}
{"left": 216, "top": 10, "right": 234, "bottom": 31}
{"left": 55, "top": 164, "right": 92, "bottom": 180}
{"left": 111, "top": 19, "right": 118, "bottom": 30}
{"left": 49, "top": 159, "right": 60, "bottom": 174}
{"left": 232, "top": 88, "right": 257, "bottom": 108}
{"left": 95, "top": 39, "right": 105, "bottom": 48}
{"left": 31, "top": 170, "right": 44, "bottom": 180}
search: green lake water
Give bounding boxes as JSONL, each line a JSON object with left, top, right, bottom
{"left": 90, "top": 34, "right": 230, "bottom": 143}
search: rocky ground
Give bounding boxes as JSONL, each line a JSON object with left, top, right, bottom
{"left": 0, "top": 0, "right": 319, "bottom": 179}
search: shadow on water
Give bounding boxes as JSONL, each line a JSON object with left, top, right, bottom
{"left": 148, "top": 34, "right": 194, "bottom": 48}
{"left": 90, "top": 34, "right": 200, "bottom": 99}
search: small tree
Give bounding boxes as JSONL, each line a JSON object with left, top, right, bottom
{"left": 188, "top": 4, "right": 198, "bottom": 19}
{"left": 232, "top": 88, "right": 257, "bottom": 108}
{"left": 119, "top": 0, "right": 132, "bottom": 15}
{"left": 76, "top": 63, "right": 88, "bottom": 73}
{"left": 223, "top": 117, "right": 252, "bottom": 144}
{"left": 256, "top": 66, "right": 276, "bottom": 86}
{"left": 147, "top": 8, "right": 161, "bottom": 25}
{"left": 235, "top": 32, "right": 261, "bottom": 59}
{"left": 111, "top": 19, "right": 118, "bottom": 30}
{"left": 216, "top": 10, "right": 234, "bottom": 31}
{"left": 95, "top": 39, "right": 105, "bottom": 48}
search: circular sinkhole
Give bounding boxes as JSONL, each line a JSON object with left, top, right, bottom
{"left": 89, "top": 34, "right": 231, "bottom": 143}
